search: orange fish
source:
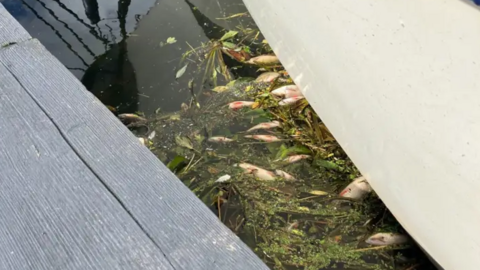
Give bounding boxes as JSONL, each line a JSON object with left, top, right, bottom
{"left": 283, "top": 154, "right": 311, "bottom": 163}
{"left": 228, "top": 101, "right": 255, "bottom": 110}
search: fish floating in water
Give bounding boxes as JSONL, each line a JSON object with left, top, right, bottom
{"left": 235, "top": 163, "right": 276, "bottom": 181}
{"left": 283, "top": 154, "right": 311, "bottom": 163}
{"left": 246, "top": 121, "right": 281, "bottom": 132}
{"left": 208, "top": 136, "right": 234, "bottom": 143}
{"left": 279, "top": 96, "right": 305, "bottom": 106}
{"left": 271, "top": 85, "right": 303, "bottom": 98}
{"left": 339, "top": 176, "right": 372, "bottom": 200}
{"left": 275, "top": 169, "right": 296, "bottom": 181}
{"left": 245, "top": 134, "right": 281, "bottom": 142}
{"left": 255, "top": 72, "right": 281, "bottom": 83}
{"left": 245, "top": 55, "right": 280, "bottom": 66}
{"left": 118, "top": 113, "right": 147, "bottom": 124}
{"left": 138, "top": 137, "right": 146, "bottom": 145}
{"left": 365, "top": 233, "right": 409, "bottom": 246}
{"left": 228, "top": 101, "right": 255, "bottom": 110}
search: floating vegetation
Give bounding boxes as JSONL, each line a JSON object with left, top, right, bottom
{"left": 114, "top": 6, "right": 435, "bottom": 270}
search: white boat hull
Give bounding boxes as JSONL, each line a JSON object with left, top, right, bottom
{"left": 243, "top": 0, "right": 480, "bottom": 269}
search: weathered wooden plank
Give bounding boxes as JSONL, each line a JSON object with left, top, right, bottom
{"left": 0, "top": 5, "right": 31, "bottom": 45}
{"left": 0, "top": 64, "right": 174, "bottom": 269}
{"left": 0, "top": 39, "right": 268, "bottom": 269}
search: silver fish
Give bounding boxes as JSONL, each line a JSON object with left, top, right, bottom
{"left": 283, "top": 155, "right": 311, "bottom": 163}
{"left": 246, "top": 121, "right": 281, "bottom": 132}
{"left": 275, "top": 169, "right": 296, "bottom": 181}
{"left": 244, "top": 134, "right": 281, "bottom": 142}
{"left": 365, "top": 233, "right": 409, "bottom": 246}
{"left": 245, "top": 55, "right": 280, "bottom": 66}
{"left": 279, "top": 96, "right": 305, "bottom": 106}
{"left": 339, "top": 176, "right": 372, "bottom": 200}
{"left": 255, "top": 72, "right": 281, "bottom": 83}
{"left": 208, "top": 136, "right": 234, "bottom": 143}
{"left": 271, "top": 85, "right": 303, "bottom": 98}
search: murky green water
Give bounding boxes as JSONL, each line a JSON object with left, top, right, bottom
{"left": 3, "top": 0, "right": 437, "bottom": 269}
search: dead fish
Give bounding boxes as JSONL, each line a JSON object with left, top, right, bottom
{"left": 275, "top": 169, "right": 296, "bottom": 180}
{"left": 245, "top": 55, "right": 280, "bottom": 66}
{"left": 215, "top": 174, "right": 231, "bottom": 183}
{"left": 365, "top": 233, "right": 409, "bottom": 246}
{"left": 246, "top": 121, "right": 281, "bottom": 132}
{"left": 138, "top": 137, "right": 146, "bottom": 145}
{"left": 236, "top": 162, "right": 261, "bottom": 172}
{"left": 235, "top": 163, "right": 275, "bottom": 181}
{"left": 118, "top": 113, "right": 147, "bottom": 123}
{"left": 279, "top": 96, "right": 305, "bottom": 106}
{"left": 208, "top": 136, "right": 234, "bottom": 143}
{"left": 251, "top": 168, "right": 276, "bottom": 181}
{"left": 228, "top": 101, "right": 255, "bottom": 110}
{"left": 255, "top": 72, "right": 281, "bottom": 83}
{"left": 339, "top": 176, "right": 372, "bottom": 200}
{"left": 284, "top": 155, "right": 311, "bottom": 163}
{"left": 244, "top": 135, "right": 281, "bottom": 142}
{"left": 271, "top": 85, "right": 303, "bottom": 98}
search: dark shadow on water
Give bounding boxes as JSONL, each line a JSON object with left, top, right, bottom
{"left": 81, "top": 40, "right": 138, "bottom": 113}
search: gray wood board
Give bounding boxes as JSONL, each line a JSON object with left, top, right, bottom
{"left": 0, "top": 39, "right": 268, "bottom": 269}
{"left": 0, "top": 63, "right": 174, "bottom": 269}
{"left": 0, "top": 4, "right": 31, "bottom": 45}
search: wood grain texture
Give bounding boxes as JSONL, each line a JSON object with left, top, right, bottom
{"left": 0, "top": 63, "right": 174, "bottom": 269}
{"left": 0, "top": 39, "right": 268, "bottom": 270}
{"left": 0, "top": 5, "right": 31, "bottom": 45}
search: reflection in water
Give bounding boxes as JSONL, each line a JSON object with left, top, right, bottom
{"left": 81, "top": 0, "right": 137, "bottom": 113}
{"left": 2, "top": 0, "right": 252, "bottom": 114}
{"left": 82, "top": 0, "right": 100, "bottom": 24}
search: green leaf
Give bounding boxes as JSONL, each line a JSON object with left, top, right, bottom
{"left": 314, "top": 159, "right": 342, "bottom": 171}
{"left": 167, "top": 155, "right": 186, "bottom": 171}
{"left": 175, "top": 135, "right": 194, "bottom": 150}
{"left": 166, "top": 37, "right": 177, "bottom": 44}
{"left": 276, "top": 145, "right": 311, "bottom": 160}
{"left": 176, "top": 64, "right": 188, "bottom": 79}
{"left": 222, "top": 41, "right": 236, "bottom": 49}
{"left": 220, "top": 30, "right": 238, "bottom": 41}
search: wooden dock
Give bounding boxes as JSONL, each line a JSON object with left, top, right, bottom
{"left": 0, "top": 4, "right": 268, "bottom": 270}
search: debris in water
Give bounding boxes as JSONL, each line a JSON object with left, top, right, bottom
{"left": 166, "top": 37, "right": 177, "bottom": 44}
{"left": 339, "top": 176, "right": 372, "bottom": 200}
{"left": 148, "top": 131, "right": 156, "bottom": 140}
{"left": 175, "top": 135, "right": 194, "bottom": 150}
{"left": 255, "top": 72, "right": 281, "bottom": 83}
{"left": 228, "top": 101, "right": 255, "bottom": 110}
{"left": 279, "top": 96, "right": 305, "bottom": 106}
{"left": 138, "top": 137, "right": 146, "bottom": 145}
{"left": 309, "top": 190, "right": 328, "bottom": 196}
{"left": 246, "top": 121, "right": 281, "bottom": 132}
{"left": 275, "top": 169, "right": 296, "bottom": 180}
{"left": 283, "top": 154, "right": 311, "bottom": 163}
{"left": 208, "top": 136, "right": 234, "bottom": 143}
{"left": 181, "top": 102, "right": 189, "bottom": 112}
{"left": 271, "top": 85, "right": 303, "bottom": 98}
{"left": 245, "top": 134, "right": 281, "bottom": 142}
{"left": 220, "top": 30, "right": 238, "bottom": 41}
{"left": 366, "top": 233, "right": 409, "bottom": 246}
{"left": 212, "top": 86, "right": 229, "bottom": 93}
{"left": 245, "top": 55, "right": 280, "bottom": 66}
{"left": 215, "top": 174, "right": 232, "bottom": 183}
{"left": 176, "top": 63, "right": 188, "bottom": 79}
